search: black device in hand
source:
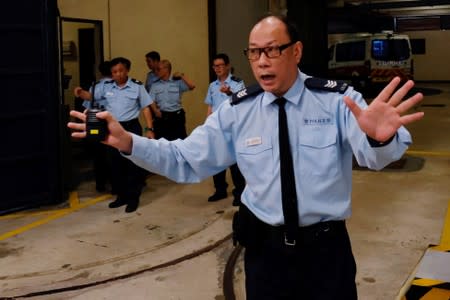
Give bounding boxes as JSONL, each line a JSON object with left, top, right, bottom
{"left": 85, "top": 82, "right": 108, "bottom": 141}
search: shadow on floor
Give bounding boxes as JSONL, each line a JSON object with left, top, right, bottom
{"left": 353, "top": 155, "right": 425, "bottom": 173}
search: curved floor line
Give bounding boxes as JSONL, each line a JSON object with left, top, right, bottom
{"left": 0, "top": 212, "right": 228, "bottom": 280}
{"left": 6, "top": 234, "right": 233, "bottom": 299}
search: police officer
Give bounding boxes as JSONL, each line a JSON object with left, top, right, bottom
{"left": 74, "top": 57, "right": 155, "bottom": 213}
{"left": 69, "top": 15, "right": 424, "bottom": 299}
{"left": 144, "top": 51, "right": 160, "bottom": 93}
{"left": 149, "top": 59, "right": 195, "bottom": 140}
{"left": 205, "top": 53, "right": 246, "bottom": 205}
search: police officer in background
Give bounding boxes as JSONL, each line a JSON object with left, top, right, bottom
{"left": 69, "top": 14, "right": 424, "bottom": 299}
{"left": 144, "top": 51, "right": 160, "bottom": 93}
{"left": 74, "top": 57, "right": 155, "bottom": 213}
{"left": 149, "top": 59, "right": 195, "bottom": 140}
{"left": 205, "top": 53, "right": 246, "bottom": 205}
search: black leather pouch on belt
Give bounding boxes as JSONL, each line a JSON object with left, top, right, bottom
{"left": 232, "top": 209, "right": 245, "bottom": 246}
{"left": 232, "top": 204, "right": 264, "bottom": 247}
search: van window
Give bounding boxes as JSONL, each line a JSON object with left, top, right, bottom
{"left": 371, "top": 39, "right": 410, "bottom": 61}
{"left": 335, "top": 41, "right": 365, "bottom": 62}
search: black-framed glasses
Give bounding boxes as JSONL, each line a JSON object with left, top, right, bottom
{"left": 212, "top": 63, "right": 226, "bottom": 69}
{"left": 243, "top": 41, "right": 296, "bottom": 61}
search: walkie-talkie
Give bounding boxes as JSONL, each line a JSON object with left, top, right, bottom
{"left": 85, "top": 81, "right": 107, "bottom": 141}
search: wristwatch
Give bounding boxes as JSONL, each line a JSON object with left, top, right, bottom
{"left": 145, "top": 127, "right": 154, "bottom": 132}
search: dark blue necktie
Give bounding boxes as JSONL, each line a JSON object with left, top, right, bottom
{"left": 275, "top": 97, "right": 299, "bottom": 246}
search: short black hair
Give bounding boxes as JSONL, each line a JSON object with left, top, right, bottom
{"left": 255, "top": 13, "right": 299, "bottom": 42}
{"left": 110, "top": 57, "right": 131, "bottom": 70}
{"left": 213, "top": 53, "right": 230, "bottom": 65}
{"left": 98, "top": 61, "right": 111, "bottom": 77}
{"left": 145, "top": 51, "right": 160, "bottom": 61}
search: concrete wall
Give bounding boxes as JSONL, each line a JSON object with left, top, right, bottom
{"left": 58, "top": 0, "right": 209, "bottom": 133}
{"left": 215, "top": 0, "right": 269, "bottom": 85}
{"left": 404, "top": 30, "right": 450, "bottom": 81}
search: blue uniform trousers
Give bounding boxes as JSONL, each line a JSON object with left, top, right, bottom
{"left": 108, "top": 119, "right": 146, "bottom": 204}
{"left": 240, "top": 205, "right": 358, "bottom": 300}
{"left": 154, "top": 109, "right": 187, "bottom": 141}
{"left": 212, "top": 163, "right": 245, "bottom": 199}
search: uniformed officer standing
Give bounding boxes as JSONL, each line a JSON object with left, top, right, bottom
{"left": 74, "top": 57, "right": 155, "bottom": 213}
{"left": 69, "top": 15, "right": 424, "bottom": 299}
{"left": 149, "top": 59, "right": 195, "bottom": 140}
{"left": 205, "top": 53, "right": 246, "bottom": 205}
{"left": 144, "top": 51, "right": 160, "bottom": 93}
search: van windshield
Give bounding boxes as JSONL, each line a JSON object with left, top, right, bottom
{"left": 371, "top": 39, "right": 410, "bottom": 61}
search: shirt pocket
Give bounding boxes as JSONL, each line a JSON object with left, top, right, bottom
{"left": 152, "top": 88, "right": 164, "bottom": 100}
{"left": 298, "top": 128, "right": 338, "bottom": 176}
{"left": 236, "top": 137, "right": 274, "bottom": 185}
{"left": 124, "top": 90, "right": 139, "bottom": 101}
{"left": 168, "top": 86, "right": 180, "bottom": 98}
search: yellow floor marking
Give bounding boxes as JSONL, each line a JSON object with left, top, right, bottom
{"left": 0, "top": 210, "right": 56, "bottom": 220}
{"left": 412, "top": 278, "right": 445, "bottom": 287}
{"left": 396, "top": 201, "right": 450, "bottom": 299}
{"left": 420, "top": 288, "right": 450, "bottom": 300}
{"left": 440, "top": 200, "right": 450, "bottom": 247}
{"left": 0, "top": 192, "right": 80, "bottom": 221}
{"left": 69, "top": 191, "right": 80, "bottom": 208}
{"left": 0, "top": 192, "right": 108, "bottom": 220}
{"left": 0, "top": 194, "right": 112, "bottom": 242}
{"left": 406, "top": 150, "right": 450, "bottom": 158}
{"left": 430, "top": 245, "right": 450, "bottom": 252}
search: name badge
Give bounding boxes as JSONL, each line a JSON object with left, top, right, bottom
{"left": 105, "top": 92, "right": 114, "bottom": 97}
{"left": 245, "top": 137, "right": 262, "bottom": 147}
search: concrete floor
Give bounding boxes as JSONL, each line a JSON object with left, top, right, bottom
{"left": 0, "top": 83, "right": 449, "bottom": 300}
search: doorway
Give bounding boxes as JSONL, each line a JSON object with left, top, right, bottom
{"left": 60, "top": 17, "right": 104, "bottom": 189}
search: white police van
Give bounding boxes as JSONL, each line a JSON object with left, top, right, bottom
{"left": 328, "top": 31, "right": 413, "bottom": 88}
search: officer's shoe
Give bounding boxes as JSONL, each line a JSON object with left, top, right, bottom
{"left": 208, "top": 191, "right": 227, "bottom": 202}
{"left": 232, "top": 190, "right": 242, "bottom": 206}
{"left": 108, "top": 197, "right": 126, "bottom": 208}
{"left": 125, "top": 200, "right": 139, "bottom": 213}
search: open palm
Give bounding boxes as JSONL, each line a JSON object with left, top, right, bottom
{"left": 343, "top": 77, "right": 424, "bottom": 142}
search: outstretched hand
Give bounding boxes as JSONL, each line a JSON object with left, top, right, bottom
{"left": 67, "top": 110, "right": 133, "bottom": 154}
{"left": 343, "top": 77, "right": 424, "bottom": 142}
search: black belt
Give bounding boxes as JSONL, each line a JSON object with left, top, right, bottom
{"left": 119, "top": 118, "right": 139, "bottom": 126}
{"left": 264, "top": 219, "right": 346, "bottom": 246}
{"left": 161, "top": 109, "right": 183, "bottom": 115}
{"left": 239, "top": 204, "right": 346, "bottom": 247}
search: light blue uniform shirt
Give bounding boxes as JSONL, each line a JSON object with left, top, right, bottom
{"left": 145, "top": 71, "right": 159, "bottom": 92}
{"left": 149, "top": 78, "right": 189, "bottom": 112}
{"left": 93, "top": 78, "right": 152, "bottom": 122}
{"left": 204, "top": 74, "right": 245, "bottom": 112}
{"left": 126, "top": 71, "right": 412, "bottom": 226}
{"left": 82, "top": 77, "right": 111, "bottom": 110}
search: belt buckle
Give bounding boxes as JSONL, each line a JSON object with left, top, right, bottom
{"left": 284, "top": 233, "right": 296, "bottom": 246}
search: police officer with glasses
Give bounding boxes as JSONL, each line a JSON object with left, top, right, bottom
{"left": 68, "top": 14, "right": 424, "bottom": 299}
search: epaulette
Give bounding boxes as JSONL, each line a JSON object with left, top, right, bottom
{"left": 304, "top": 77, "right": 348, "bottom": 94}
{"left": 230, "top": 84, "right": 263, "bottom": 106}
{"left": 104, "top": 79, "right": 114, "bottom": 84}
{"left": 230, "top": 75, "right": 243, "bottom": 82}
{"left": 131, "top": 78, "right": 143, "bottom": 85}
